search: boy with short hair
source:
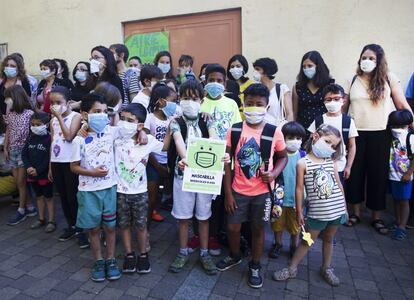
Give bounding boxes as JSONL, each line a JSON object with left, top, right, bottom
{"left": 70, "top": 93, "right": 121, "bottom": 282}
{"left": 307, "top": 83, "right": 358, "bottom": 225}
{"left": 176, "top": 54, "right": 196, "bottom": 85}
{"left": 115, "top": 103, "right": 163, "bottom": 273}
{"left": 132, "top": 64, "right": 163, "bottom": 109}
{"left": 269, "top": 121, "right": 306, "bottom": 259}
{"left": 216, "top": 83, "right": 288, "bottom": 288}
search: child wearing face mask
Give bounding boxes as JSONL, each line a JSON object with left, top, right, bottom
{"left": 144, "top": 83, "right": 177, "bottom": 224}
{"left": 49, "top": 86, "right": 88, "bottom": 247}
{"left": 132, "top": 65, "right": 164, "bottom": 109}
{"left": 308, "top": 84, "right": 358, "bottom": 187}
{"left": 176, "top": 54, "right": 196, "bottom": 86}
{"left": 387, "top": 110, "right": 414, "bottom": 240}
{"left": 273, "top": 124, "right": 347, "bottom": 287}
{"left": 114, "top": 103, "right": 164, "bottom": 274}
{"left": 269, "top": 122, "right": 306, "bottom": 259}
{"left": 22, "top": 112, "right": 55, "bottom": 232}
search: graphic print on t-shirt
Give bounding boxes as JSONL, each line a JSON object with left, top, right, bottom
{"left": 313, "top": 165, "right": 334, "bottom": 199}
{"left": 212, "top": 107, "right": 234, "bottom": 140}
{"left": 390, "top": 138, "right": 410, "bottom": 176}
{"left": 236, "top": 137, "right": 261, "bottom": 179}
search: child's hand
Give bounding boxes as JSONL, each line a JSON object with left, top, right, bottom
{"left": 48, "top": 169, "right": 54, "bottom": 182}
{"left": 93, "top": 166, "right": 108, "bottom": 177}
{"left": 3, "top": 149, "right": 9, "bottom": 161}
{"left": 136, "top": 130, "right": 148, "bottom": 145}
{"left": 224, "top": 194, "right": 237, "bottom": 215}
{"left": 178, "top": 158, "right": 188, "bottom": 171}
{"left": 221, "top": 153, "right": 231, "bottom": 164}
{"left": 402, "top": 171, "right": 412, "bottom": 182}
{"left": 50, "top": 105, "right": 62, "bottom": 118}
{"left": 260, "top": 171, "right": 275, "bottom": 183}
{"left": 78, "top": 123, "right": 88, "bottom": 138}
{"left": 296, "top": 211, "right": 305, "bottom": 226}
{"left": 27, "top": 167, "right": 35, "bottom": 176}
{"left": 201, "top": 112, "right": 212, "bottom": 123}
{"left": 344, "top": 166, "right": 351, "bottom": 180}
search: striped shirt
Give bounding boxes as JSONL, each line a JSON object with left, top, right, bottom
{"left": 304, "top": 156, "right": 346, "bottom": 221}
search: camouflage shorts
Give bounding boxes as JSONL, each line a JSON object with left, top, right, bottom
{"left": 116, "top": 192, "right": 148, "bottom": 229}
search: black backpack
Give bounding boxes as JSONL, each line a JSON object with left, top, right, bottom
{"left": 314, "top": 114, "right": 352, "bottom": 147}
{"left": 167, "top": 115, "right": 209, "bottom": 177}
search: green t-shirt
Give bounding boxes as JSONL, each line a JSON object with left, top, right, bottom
{"left": 200, "top": 95, "right": 242, "bottom": 140}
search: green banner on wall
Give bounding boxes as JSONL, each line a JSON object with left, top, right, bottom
{"left": 124, "top": 31, "right": 169, "bottom": 64}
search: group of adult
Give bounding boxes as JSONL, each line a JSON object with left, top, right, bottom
{"left": 0, "top": 43, "right": 413, "bottom": 232}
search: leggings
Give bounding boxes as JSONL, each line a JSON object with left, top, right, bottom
{"left": 51, "top": 162, "right": 79, "bottom": 227}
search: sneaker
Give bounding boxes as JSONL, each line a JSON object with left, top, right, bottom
{"left": 91, "top": 259, "right": 106, "bottom": 282}
{"left": 123, "top": 252, "right": 137, "bottom": 273}
{"left": 188, "top": 235, "right": 200, "bottom": 254}
{"left": 30, "top": 219, "right": 46, "bottom": 229}
{"left": 273, "top": 267, "right": 298, "bottom": 281}
{"left": 59, "top": 227, "right": 76, "bottom": 241}
{"left": 25, "top": 207, "right": 37, "bottom": 217}
{"left": 105, "top": 258, "right": 121, "bottom": 281}
{"left": 152, "top": 210, "right": 164, "bottom": 222}
{"left": 392, "top": 227, "right": 407, "bottom": 240}
{"left": 137, "top": 253, "right": 151, "bottom": 274}
{"left": 208, "top": 237, "right": 221, "bottom": 256}
{"left": 268, "top": 243, "right": 282, "bottom": 259}
{"left": 248, "top": 262, "right": 263, "bottom": 288}
{"left": 200, "top": 253, "right": 217, "bottom": 275}
{"left": 45, "top": 221, "right": 56, "bottom": 233}
{"left": 216, "top": 255, "right": 242, "bottom": 271}
{"left": 169, "top": 253, "right": 189, "bottom": 273}
{"left": 78, "top": 232, "right": 90, "bottom": 249}
{"left": 7, "top": 210, "right": 27, "bottom": 226}
{"left": 320, "top": 267, "right": 340, "bottom": 286}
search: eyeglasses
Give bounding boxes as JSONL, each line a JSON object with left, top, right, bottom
{"left": 324, "top": 97, "right": 343, "bottom": 102}
{"left": 90, "top": 56, "right": 105, "bottom": 61}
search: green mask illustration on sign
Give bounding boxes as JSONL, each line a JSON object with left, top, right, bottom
{"left": 194, "top": 151, "right": 217, "bottom": 168}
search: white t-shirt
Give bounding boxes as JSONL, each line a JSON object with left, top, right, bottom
{"left": 71, "top": 126, "right": 119, "bottom": 192}
{"left": 51, "top": 111, "right": 80, "bottom": 163}
{"left": 264, "top": 83, "right": 290, "bottom": 127}
{"left": 115, "top": 135, "right": 163, "bottom": 194}
{"left": 131, "top": 90, "right": 150, "bottom": 109}
{"left": 308, "top": 114, "right": 359, "bottom": 172}
{"left": 144, "top": 113, "right": 170, "bottom": 164}
{"left": 389, "top": 131, "right": 414, "bottom": 181}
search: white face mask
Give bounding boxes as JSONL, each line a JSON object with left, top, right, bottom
{"left": 4, "top": 97, "right": 13, "bottom": 107}
{"left": 199, "top": 75, "right": 206, "bottom": 81}
{"left": 325, "top": 101, "right": 343, "bottom": 113}
{"left": 312, "top": 138, "right": 336, "bottom": 158}
{"left": 31, "top": 125, "right": 48, "bottom": 136}
{"left": 40, "top": 69, "right": 52, "bottom": 79}
{"left": 90, "top": 59, "right": 102, "bottom": 74}
{"left": 303, "top": 67, "right": 316, "bottom": 79}
{"left": 252, "top": 70, "right": 262, "bottom": 82}
{"left": 118, "top": 120, "right": 138, "bottom": 139}
{"left": 285, "top": 139, "right": 302, "bottom": 152}
{"left": 391, "top": 128, "right": 406, "bottom": 138}
{"left": 52, "top": 104, "right": 67, "bottom": 114}
{"left": 180, "top": 100, "right": 201, "bottom": 119}
{"left": 360, "top": 59, "right": 376, "bottom": 73}
{"left": 229, "top": 67, "right": 244, "bottom": 80}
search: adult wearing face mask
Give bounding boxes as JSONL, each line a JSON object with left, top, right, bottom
{"left": 343, "top": 44, "right": 412, "bottom": 234}
{"left": 292, "top": 51, "right": 334, "bottom": 129}
{"left": 70, "top": 61, "right": 93, "bottom": 111}
{"left": 227, "top": 55, "right": 254, "bottom": 112}
{"left": 89, "top": 45, "right": 125, "bottom": 102}
{"left": 154, "top": 51, "right": 175, "bottom": 81}
{"left": 36, "top": 59, "right": 72, "bottom": 113}
{"left": 54, "top": 58, "right": 74, "bottom": 90}
{"left": 252, "top": 58, "right": 293, "bottom": 127}
{"left": 0, "top": 54, "right": 32, "bottom": 115}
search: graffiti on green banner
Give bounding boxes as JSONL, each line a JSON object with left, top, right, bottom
{"left": 125, "top": 31, "right": 169, "bottom": 64}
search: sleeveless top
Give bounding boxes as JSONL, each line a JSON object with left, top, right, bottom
{"left": 50, "top": 111, "right": 79, "bottom": 163}
{"left": 296, "top": 79, "right": 334, "bottom": 129}
{"left": 304, "top": 156, "right": 346, "bottom": 221}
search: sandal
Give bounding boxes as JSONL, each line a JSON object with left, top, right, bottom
{"left": 344, "top": 214, "right": 360, "bottom": 227}
{"left": 371, "top": 219, "right": 388, "bottom": 235}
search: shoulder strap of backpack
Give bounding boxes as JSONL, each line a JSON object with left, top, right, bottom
{"left": 177, "top": 117, "right": 187, "bottom": 141}
{"left": 230, "top": 122, "right": 243, "bottom": 159}
{"left": 341, "top": 114, "right": 351, "bottom": 145}
{"left": 260, "top": 123, "right": 277, "bottom": 168}
{"left": 314, "top": 115, "right": 324, "bottom": 130}
{"left": 275, "top": 83, "right": 281, "bottom": 100}
{"left": 198, "top": 115, "right": 209, "bottom": 138}
{"left": 407, "top": 131, "right": 413, "bottom": 160}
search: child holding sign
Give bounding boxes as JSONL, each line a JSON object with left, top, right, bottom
{"left": 273, "top": 124, "right": 347, "bottom": 286}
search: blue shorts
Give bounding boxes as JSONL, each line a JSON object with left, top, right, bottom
{"left": 146, "top": 162, "right": 167, "bottom": 182}
{"left": 389, "top": 180, "right": 413, "bottom": 201}
{"left": 76, "top": 185, "right": 117, "bottom": 229}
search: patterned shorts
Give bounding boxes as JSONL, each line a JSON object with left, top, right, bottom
{"left": 116, "top": 192, "right": 148, "bottom": 229}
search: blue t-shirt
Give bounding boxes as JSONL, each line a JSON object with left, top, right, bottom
{"left": 282, "top": 151, "right": 302, "bottom": 207}
{"left": 406, "top": 73, "right": 414, "bottom": 99}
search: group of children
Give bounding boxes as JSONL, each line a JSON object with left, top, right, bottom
{"left": 2, "top": 56, "right": 412, "bottom": 289}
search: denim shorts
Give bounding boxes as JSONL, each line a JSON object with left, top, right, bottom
{"left": 8, "top": 147, "right": 24, "bottom": 169}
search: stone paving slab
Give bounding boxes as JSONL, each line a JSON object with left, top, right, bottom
{"left": 0, "top": 196, "right": 413, "bottom": 299}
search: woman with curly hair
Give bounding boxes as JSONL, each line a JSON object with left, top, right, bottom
{"left": 343, "top": 44, "right": 413, "bottom": 233}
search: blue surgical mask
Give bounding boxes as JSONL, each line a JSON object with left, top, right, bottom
{"left": 161, "top": 101, "right": 177, "bottom": 118}
{"left": 312, "top": 138, "right": 336, "bottom": 158}
{"left": 75, "top": 70, "right": 87, "bottom": 82}
{"left": 88, "top": 113, "right": 109, "bottom": 133}
{"left": 204, "top": 82, "right": 225, "bottom": 99}
{"left": 158, "top": 63, "right": 171, "bottom": 74}
{"left": 303, "top": 67, "right": 316, "bottom": 79}
{"left": 4, "top": 67, "right": 17, "bottom": 78}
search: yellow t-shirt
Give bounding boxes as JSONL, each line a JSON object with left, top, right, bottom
{"left": 346, "top": 73, "right": 398, "bottom": 131}
{"left": 200, "top": 95, "right": 242, "bottom": 140}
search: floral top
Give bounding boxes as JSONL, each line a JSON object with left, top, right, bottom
{"left": 4, "top": 109, "right": 34, "bottom": 150}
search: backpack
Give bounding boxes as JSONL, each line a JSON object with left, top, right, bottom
{"left": 167, "top": 115, "right": 209, "bottom": 177}
{"left": 314, "top": 114, "right": 352, "bottom": 147}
